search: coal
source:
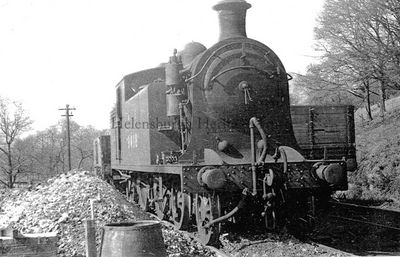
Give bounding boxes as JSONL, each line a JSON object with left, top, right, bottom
{"left": 0, "top": 171, "right": 214, "bottom": 257}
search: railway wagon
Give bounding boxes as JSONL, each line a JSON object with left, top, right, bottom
{"left": 95, "top": 0, "right": 357, "bottom": 245}
{"left": 93, "top": 135, "right": 111, "bottom": 181}
{"left": 291, "top": 105, "right": 356, "bottom": 169}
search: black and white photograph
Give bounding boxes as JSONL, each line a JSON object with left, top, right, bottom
{"left": 0, "top": 0, "right": 399, "bottom": 256}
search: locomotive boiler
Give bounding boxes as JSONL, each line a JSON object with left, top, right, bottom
{"left": 95, "top": 0, "right": 356, "bottom": 245}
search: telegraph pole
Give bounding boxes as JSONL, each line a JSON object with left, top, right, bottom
{"left": 59, "top": 104, "right": 76, "bottom": 171}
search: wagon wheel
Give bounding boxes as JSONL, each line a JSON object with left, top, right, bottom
{"left": 152, "top": 181, "right": 170, "bottom": 220}
{"left": 195, "top": 193, "right": 221, "bottom": 245}
{"left": 136, "top": 180, "right": 150, "bottom": 211}
{"left": 170, "top": 189, "right": 190, "bottom": 230}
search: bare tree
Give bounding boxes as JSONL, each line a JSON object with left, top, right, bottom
{"left": 70, "top": 124, "right": 101, "bottom": 170}
{"left": 0, "top": 97, "right": 32, "bottom": 188}
{"left": 13, "top": 119, "right": 102, "bottom": 183}
{"left": 314, "top": 0, "right": 400, "bottom": 118}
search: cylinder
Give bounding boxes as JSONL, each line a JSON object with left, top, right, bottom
{"left": 165, "top": 61, "right": 182, "bottom": 86}
{"left": 213, "top": 0, "right": 251, "bottom": 41}
{"left": 166, "top": 93, "right": 183, "bottom": 116}
{"left": 100, "top": 221, "right": 167, "bottom": 257}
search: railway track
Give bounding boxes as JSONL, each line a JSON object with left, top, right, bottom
{"left": 147, "top": 199, "right": 378, "bottom": 257}
{"left": 128, "top": 188, "right": 400, "bottom": 256}
{"left": 310, "top": 200, "right": 400, "bottom": 256}
{"left": 149, "top": 207, "right": 351, "bottom": 257}
{"left": 329, "top": 201, "right": 400, "bottom": 232}
{"left": 215, "top": 223, "right": 351, "bottom": 257}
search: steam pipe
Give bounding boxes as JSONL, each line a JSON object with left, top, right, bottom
{"left": 249, "top": 117, "right": 268, "bottom": 164}
{"left": 249, "top": 117, "right": 268, "bottom": 195}
{"left": 204, "top": 207, "right": 239, "bottom": 229}
{"left": 203, "top": 190, "right": 248, "bottom": 228}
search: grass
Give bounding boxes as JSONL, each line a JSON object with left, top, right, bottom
{"left": 343, "top": 97, "right": 400, "bottom": 208}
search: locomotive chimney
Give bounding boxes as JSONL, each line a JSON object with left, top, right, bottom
{"left": 213, "top": 0, "right": 251, "bottom": 41}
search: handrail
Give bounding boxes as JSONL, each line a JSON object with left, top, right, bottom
{"left": 211, "top": 65, "right": 273, "bottom": 82}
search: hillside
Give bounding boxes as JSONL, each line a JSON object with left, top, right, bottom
{"left": 346, "top": 97, "right": 400, "bottom": 207}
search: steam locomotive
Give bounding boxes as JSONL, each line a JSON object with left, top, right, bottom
{"left": 94, "top": 0, "right": 356, "bottom": 245}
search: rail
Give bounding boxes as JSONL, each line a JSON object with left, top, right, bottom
{"left": 329, "top": 200, "right": 400, "bottom": 231}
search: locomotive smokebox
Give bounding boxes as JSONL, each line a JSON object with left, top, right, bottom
{"left": 213, "top": 0, "right": 251, "bottom": 41}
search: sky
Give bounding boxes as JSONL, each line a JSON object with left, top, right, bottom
{"left": 0, "top": 0, "right": 325, "bottom": 131}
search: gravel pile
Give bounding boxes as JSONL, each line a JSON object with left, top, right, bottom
{"left": 0, "top": 171, "right": 214, "bottom": 257}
